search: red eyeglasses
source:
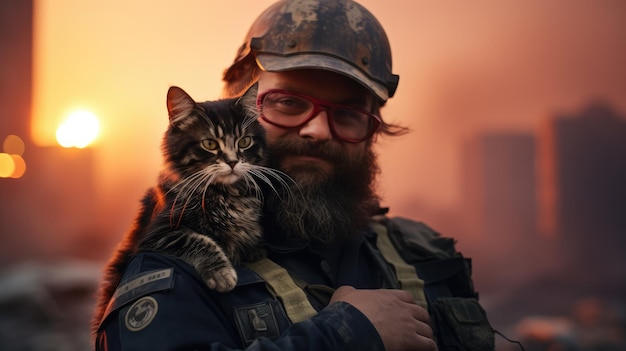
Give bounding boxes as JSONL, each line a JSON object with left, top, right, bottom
{"left": 256, "top": 89, "right": 381, "bottom": 143}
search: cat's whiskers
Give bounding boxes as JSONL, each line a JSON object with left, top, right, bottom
{"left": 247, "top": 166, "right": 300, "bottom": 201}
{"left": 168, "top": 167, "right": 219, "bottom": 226}
{"left": 239, "top": 109, "right": 259, "bottom": 131}
{"left": 240, "top": 172, "right": 265, "bottom": 202}
{"left": 165, "top": 170, "right": 205, "bottom": 199}
{"left": 188, "top": 167, "right": 221, "bottom": 213}
{"left": 199, "top": 169, "right": 220, "bottom": 212}
{"left": 170, "top": 175, "right": 200, "bottom": 228}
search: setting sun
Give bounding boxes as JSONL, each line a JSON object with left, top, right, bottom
{"left": 56, "top": 110, "right": 100, "bottom": 148}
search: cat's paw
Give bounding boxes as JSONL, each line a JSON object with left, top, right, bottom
{"left": 205, "top": 266, "right": 237, "bottom": 292}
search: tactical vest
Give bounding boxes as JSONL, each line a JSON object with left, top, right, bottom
{"left": 245, "top": 216, "right": 497, "bottom": 351}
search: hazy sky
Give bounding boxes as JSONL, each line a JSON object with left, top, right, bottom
{"left": 32, "top": 0, "right": 626, "bottom": 224}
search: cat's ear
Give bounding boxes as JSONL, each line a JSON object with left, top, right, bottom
{"left": 167, "top": 86, "right": 196, "bottom": 124}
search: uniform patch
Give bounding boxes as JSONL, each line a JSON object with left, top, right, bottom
{"left": 234, "top": 301, "right": 280, "bottom": 345}
{"left": 125, "top": 296, "right": 158, "bottom": 332}
{"left": 114, "top": 268, "right": 173, "bottom": 299}
{"left": 104, "top": 268, "right": 174, "bottom": 319}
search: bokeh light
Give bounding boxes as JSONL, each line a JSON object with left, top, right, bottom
{"left": 9, "top": 154, "right": 27, "bottom": 178}
{"left": 1, "top": 135, "right": 27, "bottom": 178}
{"left": 0, "top": 153, "right": 15, "bottom": 178}
{"left": 3, "top": 134, "right": 25, "bottom": 155}
{"left": 56, "top": 110, "right": 100, "bottom": 148}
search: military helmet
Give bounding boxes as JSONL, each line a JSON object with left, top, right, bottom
{"left": 222, "top": 0, "right": 399, "bottom": 102}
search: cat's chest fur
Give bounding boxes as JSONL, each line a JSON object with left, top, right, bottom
{"left": 162, "top": 184, "right": 262, "bottom": 241}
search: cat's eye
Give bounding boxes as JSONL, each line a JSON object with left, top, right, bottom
{"left": 201, "top": 139, "right": 219, "bottom": 151}
{"left": 238, "top": 136, "right": 253, "bottom": 150}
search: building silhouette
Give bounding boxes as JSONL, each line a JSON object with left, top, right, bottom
{"left": 460, "top": 103, "right": 626, "bottom": 265}
{"left": 460, "top": 132, "right": 538, "bottom": 247}
{"left": 538, "top": 102, "right": 626, "bottom": 276}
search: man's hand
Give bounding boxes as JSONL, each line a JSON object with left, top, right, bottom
{"left": 330, "top": 286, "right": 437, "bottom": 351}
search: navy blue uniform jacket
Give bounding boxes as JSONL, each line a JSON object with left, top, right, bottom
{"left": 97, "top": 229, "right": 390, "bottom": 350}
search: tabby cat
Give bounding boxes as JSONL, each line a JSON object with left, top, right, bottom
{"left": 92, "top": 86, "right": 282, "bottom": 334}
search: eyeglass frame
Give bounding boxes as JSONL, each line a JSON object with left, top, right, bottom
{"left": 255, "top": 89, "right": 382, "bottom": 143}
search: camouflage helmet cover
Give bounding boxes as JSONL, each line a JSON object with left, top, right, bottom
{"left": 223, "top": 0, "right": 399, "bottom": 101}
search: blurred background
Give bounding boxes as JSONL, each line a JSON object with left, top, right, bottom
{"left": 1, "top": 0, "right": 625, "bottom": 350}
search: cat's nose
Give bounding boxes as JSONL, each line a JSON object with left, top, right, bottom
{"left": 226, "top": 160, "right": 238, "bottom": 169}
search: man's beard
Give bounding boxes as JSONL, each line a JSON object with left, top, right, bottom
{"left": 263, "top": 135, "right": 380, "bottom": 243}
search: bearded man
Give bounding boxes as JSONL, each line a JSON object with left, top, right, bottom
{"left": 94, "top": 1, "right": 497, "bottom": 350}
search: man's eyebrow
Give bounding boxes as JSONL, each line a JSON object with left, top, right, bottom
{"left": 270, "top": 84, "right": 370, "bottom": 107}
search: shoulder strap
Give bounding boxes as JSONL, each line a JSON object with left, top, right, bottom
{"left": 243, "top": 221, "right": 430, "bottom": 323}
{"left": 243, "top": 258, "right": 317, "bottom": 323}
{"left": 371, "top": 222, "right": 428, "bottom": 309}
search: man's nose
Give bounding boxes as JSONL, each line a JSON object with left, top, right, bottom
{"left": 298, "top": 110, "right": 332, "bottom": 142}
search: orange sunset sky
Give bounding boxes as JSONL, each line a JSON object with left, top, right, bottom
{"left": 30, "top": 0, "right": 626, "bottom": 231}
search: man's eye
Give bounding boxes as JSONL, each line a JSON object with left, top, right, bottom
{"left": 201, "top": 139, "right": 219, "bottom": 151}
{"left": 335, "top": 108, "right": 360, "bottom": 119}
{"left": 266, "top": 94, "right": 309, "bottom": 114}
{"left": 238, "top": 136, "right": 252, "bottom": 149}
{"left": 277, "top": 98, "right": 295, "bottom": 106}
{"left": 278, "top": 98, "right": 306, "bottom": 109}
{"left": 333, "top": 109, "right": 367, "bottom": 126}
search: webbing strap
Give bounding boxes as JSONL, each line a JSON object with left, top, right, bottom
{"left": 372, "top": 222, "right": 428, "bottom": 309}
{"left": 244, "top": 258, "right": 317, "bottom": 323}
